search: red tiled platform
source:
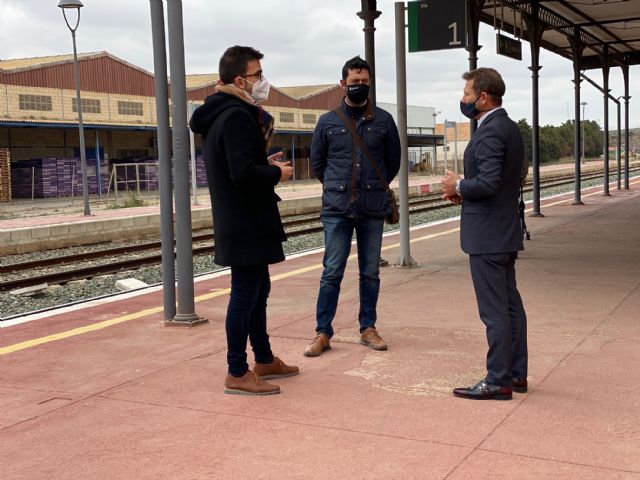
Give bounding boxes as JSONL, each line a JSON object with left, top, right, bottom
{"left": 1, "top": 178, "right": 639, "bottom": 479}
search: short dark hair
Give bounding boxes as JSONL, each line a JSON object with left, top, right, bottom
{"left": 219, "top": 46, "right": 264, "bottom": 84}
{"left": 462, "top": 68, "right": 505, "bottom": 105}
{"left": 342, "top": 56, "right": 370, "bottom": 80}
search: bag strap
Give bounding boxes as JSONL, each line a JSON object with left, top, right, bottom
{"left": 334, "top": 107, "right": 390, "bottom": 191}
{"left": 519, "top": 184, "right": 531, "bottom": 241}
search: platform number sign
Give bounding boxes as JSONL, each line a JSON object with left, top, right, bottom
{"left": 408, "top": 0, "right": 468, "bottom": 53}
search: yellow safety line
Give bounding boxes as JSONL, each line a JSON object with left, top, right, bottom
{"left": 0, "top": 306, "right": 162, "bottom": 355}
{"left": 2, "top": 181, "right": 637, "bottom": 356}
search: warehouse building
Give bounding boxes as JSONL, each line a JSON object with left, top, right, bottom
{"left": 0, "top": 51, "right": 441, "bottom": 199}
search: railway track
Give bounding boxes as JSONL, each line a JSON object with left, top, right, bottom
{"left": 1, "top": 167, "right": 637, "bottom": 293}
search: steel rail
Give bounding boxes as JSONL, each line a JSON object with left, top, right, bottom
{"left": 2, "top": 167, "right": 637, "bottom": 292}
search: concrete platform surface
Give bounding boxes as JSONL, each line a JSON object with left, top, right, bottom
{"left": 1, "top": 180, "right": 639, "bottom": 479}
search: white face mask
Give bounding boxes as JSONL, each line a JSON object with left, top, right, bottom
{"left": 245, "top": 76, "right": 270, "bottom": 103}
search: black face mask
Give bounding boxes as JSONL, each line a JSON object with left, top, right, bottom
{"left": 346, "top": 83, "right": 369, "bottom": 104}
{"left": 460, "top": 97, "right": 481, "bottom": 119}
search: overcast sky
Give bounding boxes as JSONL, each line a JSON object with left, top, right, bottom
{"left": 1, "top": 0, "right": 638, "bottom": 128}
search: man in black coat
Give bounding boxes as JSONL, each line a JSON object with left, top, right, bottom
{"left": 441, "top": 68, "right": 528, "bottom": 401}
{"left": 190, "top": 46, "right": 298, "bottom": 396}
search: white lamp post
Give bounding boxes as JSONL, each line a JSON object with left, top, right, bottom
{"left": 59, "top": 0, "right": 90, "bottom": 215}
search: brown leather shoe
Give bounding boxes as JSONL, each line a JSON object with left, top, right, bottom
{"left": 360, "top": 327, "right": 388, "bottom": 351}
{"left": 304, "top": 334, "right": 331, "bottom": 357}
{"left": 253, "top": 356, "right": 300, "bottom": 380}
{"left": 513, "top": 376, "right": 528, "bottom": 393}
{"left": 224, "top": 370, "right": 280, "bottom": 396}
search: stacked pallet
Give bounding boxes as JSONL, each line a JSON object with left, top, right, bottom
{"left": 0, "top": 148, "right": 10, "bottom": 202}
{"left": 10, "top": 157, "right": 110, "bottom": 198}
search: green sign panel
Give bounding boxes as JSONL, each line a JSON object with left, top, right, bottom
{"left": 408, "top": 0, "right": 468, "bottom": 53}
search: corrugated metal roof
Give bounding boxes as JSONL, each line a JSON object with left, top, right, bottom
{"left": 184, "top": 73, "right": 219, "bottom": 89}
{"left": 277, "top": 84, "right": 339, "bottom": 100}
{"left": 0, "top": 53, "right": 98, "bottom": 71}
{"left": 0, "top": 51, "right": 154, "bottom": 78}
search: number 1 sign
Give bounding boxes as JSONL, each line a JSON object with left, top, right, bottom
{"left": 408, "top": 0, "right": 468, "bottom": 52}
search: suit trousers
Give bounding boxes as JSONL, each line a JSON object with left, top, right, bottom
{"left": 226, "top": 264, "right": 275, "bottom": 377}
{"left": 469, "top": 252, "right": 527, "bottom": 387}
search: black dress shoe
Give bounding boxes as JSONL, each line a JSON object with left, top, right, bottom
{"left": 513, "top": 376, "right": 528, "bottom": 393}
{"left": 453, "top": 379, "right": 512, "bottom": 400}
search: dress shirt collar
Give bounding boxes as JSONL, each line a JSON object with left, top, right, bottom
{"left": 477, "top": 106, "right": 504, "bottom": 128}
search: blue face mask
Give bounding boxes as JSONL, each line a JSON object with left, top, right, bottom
{"left": 460, "top": 97, "right": 481, "bottom": 119}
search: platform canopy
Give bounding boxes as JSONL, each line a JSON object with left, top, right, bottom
{"left": 478, "top": 0, "right": 640, "bottom": 69}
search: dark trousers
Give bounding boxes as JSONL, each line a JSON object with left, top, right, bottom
{"left": 226, "top": 264, "right": 275, "bottom": 377}
{"left": 469, "top": 252, "right": 528, "bottom": 387}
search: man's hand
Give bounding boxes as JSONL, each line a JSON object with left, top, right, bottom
{"left": 267, "top": 151, "right": 284, "bottom": 165}
{"left": 442, "top": 193, "right": 463, "bottom": 205}
{"left": 441, "top": 169, "right": 460, "bottom": 198}
{"left": 441, "top": 170, "right": 463, "bottom": 205}
{"left": 276, "top": 162, "right": 293, "bottom": 182}
{"left": 268, "top": 151, "right": 293, "bottom": 182}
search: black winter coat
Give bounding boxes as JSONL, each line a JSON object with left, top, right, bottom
{"left": 189, "top": 92, "right": 286, "bottom": 266}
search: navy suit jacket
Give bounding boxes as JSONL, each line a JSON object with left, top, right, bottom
{"left": 459, "top": 108, "right": 525, "bottom": 255}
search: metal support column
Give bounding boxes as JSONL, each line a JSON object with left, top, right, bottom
{"left": 526, "top": 9, "right": 544, "bottom": 217}
{"left": 580, "top": 73, "right": 622, "bottom": 194}
{"left": 569, "top": 28, "right": 584, "bottom": 205}
{"left": 358, "top": 0, "right": 381, "bottom": 105}
{"left": 149, "top": 0, "right": 176, "bottom": 320}
{"left": 69, "top": 29, "right": 91, "bottom": 216}
{"left": 166, "top": 0, "right": 206, "bottom": 326}
{"left": 622, "top": 63, "right": 630, "bottom": 190}
{"left": 601, "top": 46, "right": 611, "bottom": 196}
{"left": 465, "top": 0, "right": 485, "bottom": 135}
{"left": 394, "top": 1, "right": 416, "bottom": 268}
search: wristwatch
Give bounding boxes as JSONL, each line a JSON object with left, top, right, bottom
{"left": 455, "top": 179, "right": 461, "bottom": 195}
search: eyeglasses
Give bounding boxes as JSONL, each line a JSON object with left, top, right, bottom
{"left": 243, "top": 70, "right": 263, "bottom": 80}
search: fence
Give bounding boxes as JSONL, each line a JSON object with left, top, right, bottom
{"left": 0, "top": 148, "right": 10, "bottom": 202}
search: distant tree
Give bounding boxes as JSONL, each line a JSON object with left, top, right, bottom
{"left": 583, "top": 120, "right": 604, "bottom": 158}
{"left": 513, "top": 119, "right": 604, "bottom": 164}
{"left": 517, "top": 119, "right": 532, "bottom": 164}
{"left": 539, "top": 125, "right": 563, "bottom": 163}
{"left": 557, "top": 121, "right": 575, "bottom": 158}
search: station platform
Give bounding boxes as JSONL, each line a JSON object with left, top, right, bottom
{"left": 0, "top": 160, "right": 619, "bottom": 255}
{"left": 1, "top": 177, "right": 639, "bottom": 479}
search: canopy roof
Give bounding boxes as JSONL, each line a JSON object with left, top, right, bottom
{"left": 478, "top": 0, "right": 640, "bottom": 69}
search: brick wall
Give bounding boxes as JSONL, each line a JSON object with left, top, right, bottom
{"left": 0, "top": 85, "right": 157, "bottom": 127}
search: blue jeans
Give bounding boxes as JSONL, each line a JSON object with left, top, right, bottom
{"left": 316, "top": 215, "right": 385, "bottom": 338}
{"left": 226, "top": 264, "right": 275, "bottom": 377}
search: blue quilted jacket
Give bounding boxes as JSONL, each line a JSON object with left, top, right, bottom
{"left": 310, "top": 100, "right": 401, "bottom": 217}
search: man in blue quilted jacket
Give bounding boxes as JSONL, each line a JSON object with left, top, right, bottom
{"left": 304, "top": 56, "right": 401, "bottom": 357}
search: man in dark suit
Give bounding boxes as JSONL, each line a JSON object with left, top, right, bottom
{"left": 190, "top": 46, "right": 298, "bottom": 396}
{"left": 441, "top": 68, "right": 528, "bottom": 401}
